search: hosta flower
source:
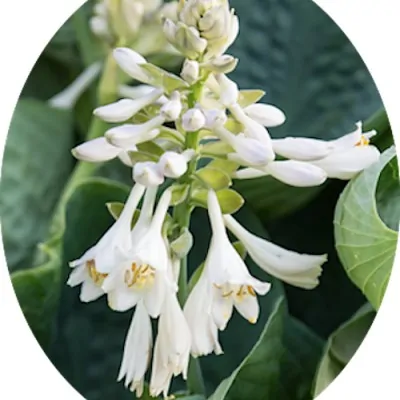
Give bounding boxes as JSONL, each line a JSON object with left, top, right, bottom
{"left": 94, "top": 88, "right": 164, "bottom": 123}
{"left": 133, "top": 161, "right": 165, "bottom": 187}
{"left": 181, "top": 108, "right": 207, "bottom": 132}
{"left": 187, "top": 190, "right": 271, "bottom": 333}
{"left": 67, "top": 183, "right": 146, "bottom": 302}
{"left": 184, "top": 271, "right": 223, "bottom": 357}
{"left": 103, "top": 188, "right": 174, "bottom": 317}
{"left": 158, "top": 151, "right": 193, "bottom": 178}
{"left": 272, "top": 122, "right": 380, "bottom": 179}
{"left": 118, "top": 301, "right": 152, "bottom": 396}
{"left": 72, "top": 137, "right": 134, "bottom": 166}
{"left": 223, "top": 215, "right": 327, "bottom": 289}
{"left": 234, "top": 160, "right": 328, "bottom": 187}
{"left": 150, "top": 291, "right": 191, "bottom": 397}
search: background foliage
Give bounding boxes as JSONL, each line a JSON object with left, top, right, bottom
{"left": 0, "top": 1, "right": 397, "bottom": 400}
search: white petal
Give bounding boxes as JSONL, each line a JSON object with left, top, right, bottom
{"left": 107, "top": 286, "right": 141, "bottom": 312}
{"left": 119, "top": 84, "right": 168, "bottom": 105}
{"left": 233, "top": 168, "right": 268, "bottom": 180}
{"left": 216, "top": 74, "right": 239, "bottom": 107}
{"left": 211, "top": 287, "right": 234, "bottom": 331}
{"left": 158, "top": 152, "right": 188, "bottom": 178}
{"left": 113, "top": 48, "right": 149, "bottom": 83}
{"left": 264, "top": 160, "right": 327, "bottom": 187}
{"left": 94, "top": 90, "right": 162, "bottom": 123}
{"left": 234, "top": 294, "right": 260, "bottom": 324}
{"left": 118, "top": 151, "right": 134, "bottom": 167}
{"left": 272, "top": 137, "right": 334, "bottom": 161}
{"left": 312, "top": 146, "right": 380, "bottom": 180}
{"left": 67, "top": 264, "right": 87, "bottom": 287}
{"left": 80, "top": 280, "right": 104, "bottom": 302}
{"left": 105, "top": 116, "right": 164, "bottom": 148}
{"left": 181, "top": 108, "right": 206, "bottom": 132}
{"left": 244, "top": 103, "right": 286, "bottom": 127}
{"left": 331, "top": 121, "right": 363, "bottom": 149}
{"left": 223, "top": 215, "right": 327, "bottom": 289}
{"left": 72, "top": 137, "right": 121, "bottom": 162}
{"left": 144, "top": 272, "right": 167, "bottom": 318}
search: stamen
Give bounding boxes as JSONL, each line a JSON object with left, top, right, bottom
{"left": 356, "top": 135, "right": 369, "bottom": 147}
{"left": 86, "top": 260, "right": 108, "bottom": 286}
{"left": 247, "top": 286, "right": 256, "bottom": 297}
{"left": 222, "top": 290, "right": 234, "bottom": 298}
{"left": 124, "top": 263, "right": 155, "bottom": 289}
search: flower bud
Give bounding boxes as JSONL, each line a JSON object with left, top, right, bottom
{"left": 203, "top": 109, "right": 228, "bottom": 129}
{"left": 158, "top": 152, "right": 189, "bottom": 178}
{"left": 133, "top": 162, "right": 165, "bottom": 186}
{"left": 203, "top": 55, "right": 238, "bottom": 74}
{"left": 160, "top": 92, "right": 182, "bottom": 121}
{"left": 90, "top": 15, "right": 110, "bottom": 38}
{"left": 215, "top": 74, "right": 239, "bottom": 107}
{"left": 182, "top": 108, "right": 206, "bottom": 132}
{"left": 181, "top": 60, "right": 200, "bottom": 83}
{"left": 121, "top": 0, "right": 145, "bottom": 36}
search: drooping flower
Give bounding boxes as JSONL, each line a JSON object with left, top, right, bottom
{"left": 149, "top": 291, "right": 191, "bottom": 398}
{"left": 67, "top": 183, "right": 146, "bottom": 302}
{"left": 103, "top": 188, "right": 174, "bottom": 317}
{"left": 118, "top": 301, "right": 152, "bottom": 396}
{"left": 183, "top": 271, "right": 223, "bottom": 357}
{"left": 223, "top": 215, "right": 327, "bottom": 289}
{"left": 187, "top": 190, "right": 271, "bottom": 333}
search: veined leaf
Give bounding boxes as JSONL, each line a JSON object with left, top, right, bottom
{"left": 334, "top": 147, "right": 399, "bottom": 309}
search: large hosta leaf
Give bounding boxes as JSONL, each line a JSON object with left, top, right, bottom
{"left": 0, "top": 99, "right": 74, "bottom": 271}
{"left": 313, "top": 304, "right": 375, "bottom": 397}
{"left": 334, "top": 147, "right": 399, "bottom": 310}
{"left": 229, "top": 0, "right": 382, "bottom": 219}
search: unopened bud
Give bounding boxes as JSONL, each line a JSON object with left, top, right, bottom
{"left": 181, "top": 60, "right": 200, "bottom": 83}
{"left": 158, "top": 152, "right": 189, "bottom": 178}
{"left": 203, "top": 109, "right": 228, "bottom": 129}
{"left": 203, "top": 55, "right": 238, "bottom": 74}
{"left": 181, "top": 108, "right": 206, "bottom": 132}
{"left": 160, "top": 92, "right": 182, "bottom": 121}
{"left": 133, "top": 162, "right": 164, "bottom": 186}
{"left": 216, "top": 73, "right": 239, "bottom": 107}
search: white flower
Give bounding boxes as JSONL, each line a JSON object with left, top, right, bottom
{"left": 94, "top": 89, "right": 163, "bottom": 123}
{"left": 181, "top": 108, "right": 206, "bottom": 132}
{"left": 118, "top": 301, "right": 152, "bottom": 396}
{"left": 223, "top": 215, "right": 327, "bottom": 289}
{"left": 203, "top": 190, "right": 271, "bottom": 329}
{"left": 158, "top": 151, "right": 191, "bottom": 178}
{"left": 214, "top": 125, "right": 274, "bottom": 166}
{"left": 243, "top": 103, "right": 286, "bottom": 128}
{"left": 150, "top": 291, "right": 191, "bottom": 398}
{"left": 203, "top": 109, "right": 228, "bottom": 129}
{"left": 105, "top": 117, "right": 163, "bottom": 148}
{"left": 215, "top": 73, "right": 239, "bottom": 107}
{"left": 113, "top": 48, "right": 149, "bottom": 83}
{"left": 181, "top": 59, "right": 200, "bottom": 83}
{"left": 160, "top": 91, "right": 183, "bottom": 121}
{"left": 103, "top": 188, "right": 174, "bottom": 317}
{"left": 203, "top": 55, "right": 238, "bottom": 74}
{"left": 234, "top": 161, "right": 327, "bottom": 187}
{"left": 311, "top": 145, "right": 380, "bottom": 180}
{"left": 119, "top": 84, "right": 168, "bottom": 105}
{"left": 184, "top": 271, "right": 223, "bottom": 357}
{"left": 67, "top": 183, "right": 146, "bottom": 302}
{"left": 72, "top": 137, "right": 134, "bottom": 166}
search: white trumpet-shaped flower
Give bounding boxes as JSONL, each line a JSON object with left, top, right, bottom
{"left": 105, "top": 117, "right": 164, "bottom": 148}
{"left": 234, "top": 161, "right": 328, "bottom": 187}
{"left": 223, "top": 215, "right": 327, "bottom": 289}
{"left": 103, "top": 188, "right": 174, "bottom": 317}
{"left": 203, "top": 190, "right": 271, "bottom": 329}
{"left": 67, "top": 184, "right": 146, "bottom": 302}
{"left": 113, "top": 48, "right": 149, "bottom": 83}
{"left": 184, "top": 271, "right": 223, "bottom": 357}
{"left": 150, "top": 291, "right": 191, "bottom": 398}
{"left": 214, "top": 125, "right": 274, "bottom": 167}
{"left": 118, "top": 301, "right": 152, "bottom": 396}
{"left": 94, "top": 89, "right": 163, "bottom": 123}
{"left": 72, "top": 137, "right": 134, "bottom": 166}
{"left": 133, "top": 162, "right": 165, "bottom": 187}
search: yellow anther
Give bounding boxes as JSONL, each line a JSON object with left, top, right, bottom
{"left": 247, "top": 286, "right": 256, "bottom": 297}
{"left": 86, "top": 260, "right": 108, "bottom": 286}
{"left": 124, "top": 263, "right": 155, "bottom": 289}
{"left": 356, "top": 135, "right": 369, "bottom": 147}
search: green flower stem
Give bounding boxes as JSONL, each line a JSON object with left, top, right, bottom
{"left": 173, "top": 80, "right": 206, "bottom": 396}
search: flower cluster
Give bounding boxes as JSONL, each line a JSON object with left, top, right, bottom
{"left": 69, "top": 0, "right": 381, "bottom": 397}
{"left": 90, "top": 0, "right": 179, "bottom": 57}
